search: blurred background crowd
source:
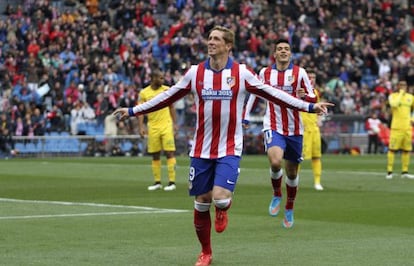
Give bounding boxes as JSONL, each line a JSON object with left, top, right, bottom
{"left": 0, "top": 0, "right": 413, "bottom": 145}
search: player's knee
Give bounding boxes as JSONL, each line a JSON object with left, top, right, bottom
{"left": 165, "top": 151, "right": 175, "bottom": 158}
{"left": 269, "top": 159, "right": 282, "bottom": 170}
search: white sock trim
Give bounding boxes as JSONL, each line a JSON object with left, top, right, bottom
{"left": 270, "top": 168, "right": 283, "bottom": 180}
{"left": 286, "top": 176, "right": 299, "bottom": 187}
{"left": 194, "top": 201, "right": 211, "bottom": 212}
{"left": 213, "top": 198, "right": 231, "bottom": 209}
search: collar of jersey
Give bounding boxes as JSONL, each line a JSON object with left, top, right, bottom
{"left": 205, "top": 57, "right": 234, "bottom": 72}
{"left": 272, "top": 61, "right": 294, "bottom": 71}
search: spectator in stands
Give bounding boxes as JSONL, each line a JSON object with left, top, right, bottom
{"left": 0, "top": 127, "right": 15, "bottom": 158}
{"left": 93, "top": 93, "right": 109, "bottom": 127}
{"left": 12, "top": 79, "right": 39, "bottom": 104}
{"left": 103, "top": 67, "right": 118, "bottom": 84}
{"left": 13, "top": 116, "right": 24, "bottom": 136}
{"left": 0, "top": 112, "right": 11, "bottom": 131}
{"left": 340, "top": 92, "right": 356, "bottom": 115}
{"left": 0, "top": 0, "right": 412, "bottom": 156}
{"left": 142, "top": 10, "right": 157, "bottom": 37}
{"left": 80, "top": 101, "right": 96, "bottom": 124}
{"left": 116, "top": 120, "right": 130, "bottom": 136}
{"left": 26, "top": 53, "right": 41, "bottom": 92}
{"left": 30, "top": 107, "right": 45, "bottom": 136}
{"left": 77, "top": 84, "right": 87, "bottom": 103}
{"left": 86, "top": 0, "right": 99, "bottom": 15}
{"left": 61, "top": 96, "right": 74, "bottom": 132}
{"left": 46, "top": 104, "right": 64, "bottom": 132}
{"left": 23, "top": 113, "right": 34, "bottom": 138}
{"left": 59, "top": 47, "right": 77, "bottom": 73}
{"left": 64, "top": 81, "right": 80, "bottom": 104}
{"left": 365, "top": 111, "right": 382, "bottom": 154}
{"left": 70, "top": 100, "right": 86, "bottom": 135}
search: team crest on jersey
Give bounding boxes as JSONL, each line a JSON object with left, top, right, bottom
{"left": 227, "top": 76, "right": 235, "bottom": 87}
{"left": 288, "top": 75, "right": 295, "bottom": 83}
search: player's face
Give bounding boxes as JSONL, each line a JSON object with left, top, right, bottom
{"left": 274, "top": 42, "right": 291, "bottom": 64}
{"left": 398, "top": 81, "right": 407, "bottom": 92}
{"left": 152, "top": 74, "right": 164, "bottom": 88}
{"left": 309, "top": 73, "right": 316, "bottom": 86}
{"left": 207, "top": 30, "right": 229, "bottom": 57}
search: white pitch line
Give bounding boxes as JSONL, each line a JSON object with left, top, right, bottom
{"left": 0, "top": 198, "right": 189, "bottom": 220}
{"left": 0, "top": 210, "right": 187, "bottom": 220}
{"left": 0, "top": 197, "right": 187, "bottom": 212}
{"left": 241, "top": 168, "right": 384, "bottom": 176}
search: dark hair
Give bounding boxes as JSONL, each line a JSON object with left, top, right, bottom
{"left": 151, "top": 69, "right": 163, "bottom": 78}
{"left": 275, "top": 39, "right": 290, "bottom": 46}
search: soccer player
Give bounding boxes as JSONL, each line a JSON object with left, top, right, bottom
{"left": 300, "top": 71, "right": 324, "bottom": 191}
{"left": 114, "top": 26, "right": 332, "bottom": 266}
{"left": 386, "top": 80, "right": 414, "bottom": 179}
{"left": 243, "top": 39, "right": 317, "bottom": 228}
{"left": 138, "top": 69, "right": 178, "bottom": 191}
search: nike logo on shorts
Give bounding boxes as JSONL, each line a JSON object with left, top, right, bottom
{"left": 226, "top": 180, "right": 235, "bottom": 185}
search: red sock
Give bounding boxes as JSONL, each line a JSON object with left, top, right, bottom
{"left": 194, "top": 209, "right": 212, "bottom": 254}
{"left": 271, "top": 177, "right": 282, "bottom": 197}
{"left": 285, "top": 183, "right": 297, "bottom": 210}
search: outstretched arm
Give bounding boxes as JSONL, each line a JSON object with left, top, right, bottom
{"left": 113, "top": 68, "right": 194, "bottom": 120}
{"left": 113, "top": 87, "right": 189, "bottom": 120}
{"left": 244, "top": 67, "right": 333, "bottom": 114}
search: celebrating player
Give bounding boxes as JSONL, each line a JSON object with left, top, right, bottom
{"left": 114, "top": 26, "right": 333, "bottom": 266}
{"left": 243, "top": 39, "right": 317, "bottom": 229}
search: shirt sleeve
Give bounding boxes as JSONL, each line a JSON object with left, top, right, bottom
{"left": 300, "top": 69, "right": 317, "bottom": 103}
{"left": 243, "top": 66, "right": 311, "bottom": 112}
{"left": 243, "top": 93, "right": 256, "bottom": 122}
{"left": 131, "top": 67, "right": 194, "bottom": 115}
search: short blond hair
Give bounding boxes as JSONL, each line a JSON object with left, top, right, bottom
{"left": 209, "top": 26, "right": 235, "bottom": 48}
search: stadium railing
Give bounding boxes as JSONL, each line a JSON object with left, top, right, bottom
{"left": 12, "top": 135, "right": 147, "bottom": 158}
{"left": 10, "top": 114, "right": 386, "bottom": 158}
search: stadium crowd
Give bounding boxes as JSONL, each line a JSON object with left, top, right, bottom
{"left": 0, "top": 0, "right": 413, "bottom": 155}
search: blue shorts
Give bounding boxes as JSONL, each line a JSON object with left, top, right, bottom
{"left": 188, "top": 156, "right": 241, "bottom": 196}
{"left": 263, "top": 130, "right": 303, "bottom": 163}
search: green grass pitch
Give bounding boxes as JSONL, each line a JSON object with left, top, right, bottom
{"left": 0, "top": 154, "right": 413, "bottom": 266}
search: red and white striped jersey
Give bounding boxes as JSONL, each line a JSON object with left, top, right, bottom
{"left": 132, "top": 58, "right": 312, "bottom": 159}
{"left": 244, "top": 62, "right": 316, "bottom": 136}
